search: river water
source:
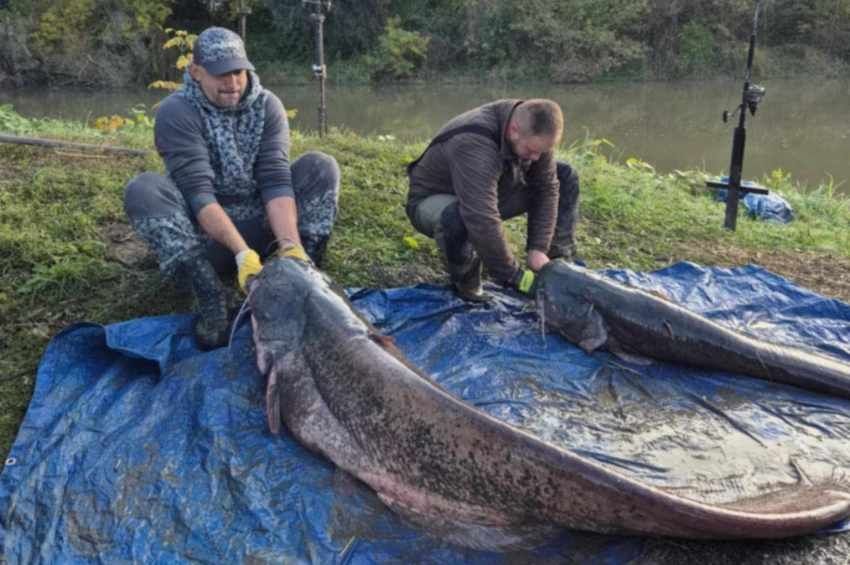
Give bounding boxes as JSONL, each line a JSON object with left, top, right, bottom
{"left": 2, "top": 78, "right": 848, "bottom": 192}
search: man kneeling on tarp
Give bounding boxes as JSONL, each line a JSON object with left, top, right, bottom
{"left": 124, "top": 27, "right": 340, "bottom": 349}
{"left": 405, "top": 99, "right": 579, "bottom": 301}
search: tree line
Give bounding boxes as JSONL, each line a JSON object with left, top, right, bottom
{"left": 1, "top": 0, "right": 849, "bottom": 87}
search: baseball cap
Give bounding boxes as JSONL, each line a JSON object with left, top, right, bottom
{"left": 193, "top": 27, "right": 255, "bottom": 76}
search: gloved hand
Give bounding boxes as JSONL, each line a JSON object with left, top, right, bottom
{"left": 236, "top": 248, "right": 263, "bottom": 293}
{"left": 277, "top": 242, "right": 310, "bottom": 262}
{"left": 512, "top": 268, "right": 536, "bottom": 295}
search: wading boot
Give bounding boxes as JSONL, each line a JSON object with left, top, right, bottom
{"left": 548, "top": 242, "right": 579, "bottom": 263}
{"left": 550, "top": 162, "right": 583, "bottom": 264}
{"left": 180, "top": 254, "right": 230, "bottom": 350}
{"left": 450, "top": 254, "right": 488, "bottom": 302}
{"left": 434, "top": 220, "right": 489, "bottom": 303}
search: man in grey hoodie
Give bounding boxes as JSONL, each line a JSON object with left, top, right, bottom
{"left": 124, "top": 27, "right": 339, "bottom": 350}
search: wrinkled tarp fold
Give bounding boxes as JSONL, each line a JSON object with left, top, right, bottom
{"left": 2, "top": 262, "right": 849, "bottom": 563}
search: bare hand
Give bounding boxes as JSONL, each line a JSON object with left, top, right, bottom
{"left": 527, "top": 249, "right": 550, "bottom": 271}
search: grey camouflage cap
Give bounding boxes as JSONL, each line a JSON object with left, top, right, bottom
{"left": 194, "top": 27, "right": 255, "bottom": 75}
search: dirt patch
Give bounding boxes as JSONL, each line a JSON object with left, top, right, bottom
{"left": 102, "top": 222, "right": 155, "bottom": 269}
{"left": 366, "top": 262, "right": 445, "bottom": 288}
{"left": 670, "top": 244, "right": 850, "bottom": 304}
{"left": 638, "top": 532, "right": 850, "bottom": 565}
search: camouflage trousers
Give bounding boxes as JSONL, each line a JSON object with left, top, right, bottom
{"left": 124, "top": 151, "right": 340, "bottom": 277}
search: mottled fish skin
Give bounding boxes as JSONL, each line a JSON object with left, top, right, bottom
{"left": 248, "top": 258, "right": 850, "bottom": 549}
{"left": 536, "top": 259, "right": 850, "bottom": 400}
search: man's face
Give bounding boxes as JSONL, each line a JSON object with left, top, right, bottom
{"left": 507, "top": 122, "right": 557, "bottom": 162}
{"left": 189, "top": 65, "right": 248, "bottom": 108}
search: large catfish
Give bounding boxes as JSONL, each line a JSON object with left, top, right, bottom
{"left": 535, "top": 260, "right": 850, "bottom": 399}
{"left": 248, "top": 258, "right": 850, "bottom": 549}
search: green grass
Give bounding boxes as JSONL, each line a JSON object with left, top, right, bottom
{"left": 2, "top": 107, "right": 849, "bottom": 459}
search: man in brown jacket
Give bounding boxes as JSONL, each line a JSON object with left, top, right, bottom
{"left": 406, "top": 99, "right": 579, "bottom": 301}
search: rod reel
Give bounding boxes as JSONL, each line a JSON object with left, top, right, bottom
{"left": 709, "top": 0, "right": 771, "bottom": 230}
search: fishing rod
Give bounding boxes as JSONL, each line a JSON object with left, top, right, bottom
{"left": 303, "top": 0, "right": 332, "bottom": 137}
{"left": 237, "top": 0, "right": 251, "bottom": 41}
{"left": 707, "top": 0, "right": 769, "bottom": 231}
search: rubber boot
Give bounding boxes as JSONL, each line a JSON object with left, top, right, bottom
{"left": 435, "top": 203, "right": 489, "bottom": 303}
{"left": 549, "top": 162, "right": 581, "bottom": 263}
{"left": 179, "top": 254, "right": 230, "bottom": 350}
{"left": 548, "top": 242, "right": 579, "bottom": 262}
{"left": 450, "top": 253, "right": 487, "bottom": 302}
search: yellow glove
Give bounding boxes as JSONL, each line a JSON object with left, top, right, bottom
{"left": 236, "top": 249, "right": 263, "bottom": 293}
{"left": 515, "top": 269, "right": 536, "bottom": 295}
{"left": 277, "top": 242, "right": 310, "bottom": 262}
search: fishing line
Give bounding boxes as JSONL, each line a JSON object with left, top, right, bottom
{"left": 227, "top": 289, "right": 254, "bottom": 351}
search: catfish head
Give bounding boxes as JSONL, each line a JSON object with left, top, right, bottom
{"left": 247, "top": 257, "right": 342, "bottom": 434}
{"left": 535, "top": 260, "right": 609, "bottom": 353}
{"left": 246, "top": 257, "right": 324, "bottom": 376}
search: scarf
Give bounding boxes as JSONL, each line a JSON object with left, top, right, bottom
{"left": 181, "top": 69, "right": 267, "bottom": 208}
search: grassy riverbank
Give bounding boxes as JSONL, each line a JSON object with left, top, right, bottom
{"left": 2, "top": 109, "right": 850, "bottom": 461}
{"left": 4, "top": 108, "right": 850, "bottom": 563}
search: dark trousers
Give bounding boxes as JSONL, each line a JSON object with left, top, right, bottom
{"left": 408, "top": 161, "right": 580, "bottom": 261}
{"left": 124, "top": 151, "right": 340, "bottom": 276}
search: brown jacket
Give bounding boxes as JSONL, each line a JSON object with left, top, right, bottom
{"left": 407, "top": 99, "right": 559, "bottom": 283}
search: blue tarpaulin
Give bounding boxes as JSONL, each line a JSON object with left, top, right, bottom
{"left": 714, "top": 178, "right": 794, "bottom": 223}
{"left": 2, "top": 262, "right": 850, "bottom": 563}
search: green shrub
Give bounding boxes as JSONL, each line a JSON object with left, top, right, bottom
{"left": 678, "top": 22, "right": 719, "bottom": 76}
{"left": 0, "top": 105, "right": 30, "bottom": 134}
{"left": 367, "top": 16, "right": 430, "bottom": 81}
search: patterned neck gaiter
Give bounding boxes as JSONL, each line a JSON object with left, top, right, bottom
{"left": 181, "top": 69, "right": 267, "bottom": 202}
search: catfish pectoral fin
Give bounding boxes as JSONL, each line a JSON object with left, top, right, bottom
{"left": 578, "top": 322, "right": 608, "bottom": 353}
{"left": 266, "top": 371, "right": 281, "bottom": 435}
{"left": 579, "top": 304, "right": 609, "bottom": 353}
{"left": 606, "top": 336, "right": 655, "bottom": 365}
